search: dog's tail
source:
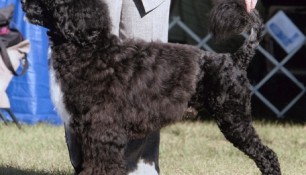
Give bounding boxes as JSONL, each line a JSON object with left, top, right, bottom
{"left": 209, "top": 0, "right": 264, "bottom": 69}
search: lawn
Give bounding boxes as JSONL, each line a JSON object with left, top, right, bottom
{"left": 0, "top": 121, "right": 305, "bottom": 175}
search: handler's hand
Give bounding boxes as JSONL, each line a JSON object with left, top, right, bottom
{"left": 245, "top": 0, "right": 258, "bottom": 13}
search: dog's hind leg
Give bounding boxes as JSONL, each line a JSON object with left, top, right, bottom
{"left": 213, "top": 108, "right": 281, "bottom": 175}
{"left": 190, "top": 91, "right": 281, "bottom": 175}
{"left": 200, "top": 68, "right": 281, "bottom": 174}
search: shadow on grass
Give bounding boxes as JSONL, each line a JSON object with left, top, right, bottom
{"left": 0, "top": 165, "right": 71, "bottom": 175}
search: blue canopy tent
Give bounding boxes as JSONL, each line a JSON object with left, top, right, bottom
{"left": 0, "top": 0, "right": 61, "bottom": 124}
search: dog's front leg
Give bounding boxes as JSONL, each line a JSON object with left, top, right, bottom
{"left": 202, "top": 54, "right": 281, "bottom": 174}
{"left": 78, "top": 123, "right": 128, "bottom": 175}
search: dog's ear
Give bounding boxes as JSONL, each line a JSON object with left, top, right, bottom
{"left": 55, "top": 0, "right": 111, "bottom": 46}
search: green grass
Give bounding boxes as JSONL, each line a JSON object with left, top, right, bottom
{"left": 0, "top": 124, "right": 72, "bottom": 175}
{"left": 160, "top": 122, "right": 306, "bottom": 175}
{"left": 0, "top": 122, "right": 305, "bottom": 175}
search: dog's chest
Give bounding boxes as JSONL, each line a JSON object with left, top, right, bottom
{"left": 49, "top": 64, "right": 71, "bottom": 124}
{"left": 128, "top": 159, "right": 158, "bottom": 175}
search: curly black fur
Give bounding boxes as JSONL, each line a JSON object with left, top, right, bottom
{"left": 21, "top": 0, "right": 281, "bottom": 174}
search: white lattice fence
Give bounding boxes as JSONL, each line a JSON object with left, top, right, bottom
{"left": 169, "top": 16, "right": 306, "bottom": 118}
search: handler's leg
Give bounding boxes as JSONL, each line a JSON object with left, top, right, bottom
{"left": 65, "top": 124, "right": 83, "bottom": 174}
{"left": 120, "top": 1, "right": 170, "bottom": 174}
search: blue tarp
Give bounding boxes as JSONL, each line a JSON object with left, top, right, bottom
{"left": 1, "top": 0, "right": 62, "bottom": 124}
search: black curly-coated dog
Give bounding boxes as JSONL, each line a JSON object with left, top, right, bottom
{"left": 21, "top": 0, "right": 281, "bottom": 174}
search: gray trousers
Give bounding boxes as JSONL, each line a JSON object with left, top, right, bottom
{"left": 65, "top": 0, "right": 171, "bottom": 174}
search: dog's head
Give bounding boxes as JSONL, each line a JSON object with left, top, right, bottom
{"left": 21, "top": 0, "right": 112, "bottom": 46}
{"left": 21, "top": 0, "right": 57, "bottom": 28}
